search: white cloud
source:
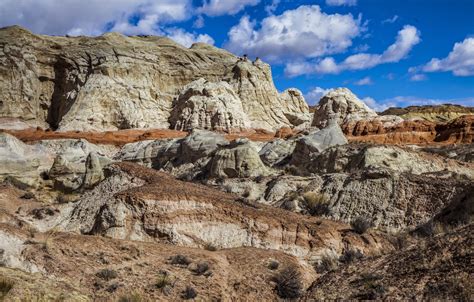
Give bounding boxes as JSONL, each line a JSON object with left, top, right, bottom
{"left": 382, "top": 15, "right": 398, "bottom": 24}
{"left": 304, "top": 87, "right": 333, "bottom": 105}
{"left": 285, "top": 25, "right": 420, "bottom": 76}
{"left": 354, "top": 76, "right": 373, "bottom": 85}
{"left": 225, "top": 5, "right": 364, "bottom": 62}
{"left": 421, "top": 38, "right": 474, "bottom": 76}
{"left": 361, "top": 97, "right": 391, "bottom": 112}
{"left": 0, "top": 0, "right": 218, "bottom": 48}
{"left": 198, "top": 0, "right": 260, "bottom": 16}
{"left": 265, "top": 0, "right": 281, "bottom": 15}
{"left": 193, "top": 15, "right": 205, "bottom": 29}
{"left": 410, "top": 74, "right": 427, "bottom": 81}
{"left": 0, "top": 0, "right": 192, "bottom": 36}
{"left": 326, "top": 0, "right": 357, "bottom": 6}
{"left": 165, "top": 28, "right": 214, "bottom": 47}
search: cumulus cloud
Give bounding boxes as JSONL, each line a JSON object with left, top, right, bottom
{"left": 382, "top": 15, "right": 398, "bottom": 24}
{"left": 198, "top": 0, "right": 260, "bottom": 16}
{"left": 225, "top": 5, "right": 364, "bottom": 62}
{"left": 326, "top": 0, "right": 357, "bottom": 6}
{"left": 0, "top": 0, "right": 192, "bottom": 36}
{"left": 265, "top": 0, "right": 281, "bottom": 15}
{"left": 421, "top": 38, "right": 474, "bottom": 76}
{"left": 354, "top": 76, "right": 373, "bottom": 85}
{"left": 304, "top": 87, "right": 333, "bottom": 105}
{"left": 165, "top": 28, "right": 215, "bottom": 47}
{"left": 285, "top": 25, "right": 421, "bottom": 76}
{"left": 0, "top": 0, "right": 219, "bottom": 48}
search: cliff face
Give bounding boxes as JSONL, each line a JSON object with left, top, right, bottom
{"left": 380, "top": 104, "right": 474, "bottom": 123}
{"left": 0, "top": 26, "right": 307, "bottom": 132}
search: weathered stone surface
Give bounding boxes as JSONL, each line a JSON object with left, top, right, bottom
{"left": 169, "top": 78, "right": 250, "bottom": 132}
{"left": 61, "top": 162, "right": 392, "bottom": 259}
{"left": 42, "top": 139, "right": 112, "bottom": 191}
{"left": 312, "top": 88, "right": 377, "bottom": 128}
{"left": 381, "top": 104, "right": 474, "bottom": 122}
{"left": 279, "top": 88, "right": 312, "bottom": 127}
{"left": 291, "top": 119, "right": 348, "bottom": 166}
{"left": 0, "top": 26, "right": 306, "bottom": 132}
{"left": 179, "top": 129, "right": 229, "bottom": 163}
{"left": 0, "top": 133, "right": 54, "bottom": 187}
{"left": 259, "top": 138, "right": 296, "bottom": 166}
{"left": 210, "top": 139, "right": 271, "bottom": 178}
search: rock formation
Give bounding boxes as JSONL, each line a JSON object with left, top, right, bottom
{"left": 0, "top": 26, "right": 307, "bottom": 132}
{"left": 312, "top": 88, "right": 377, "bottom": 128}
{"left": 169, "top": 79, "right": 250, "bottom": 132}
{"left": 381, "top": 104, "right": 474, "bottom": 122}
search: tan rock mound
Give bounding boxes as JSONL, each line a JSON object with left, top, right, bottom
{"left": 312, "top": 88, "right": 377, "bottom": 128}
{"left": 169, "top": 79, "right": 250, "bottom": 132}
{"left": 0, "top": 26, "right": 308, "bottom": 132}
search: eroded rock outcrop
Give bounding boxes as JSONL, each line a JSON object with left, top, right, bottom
{"left": 61, "top": 162, "right": 393, "bottom": 259}
{"left": 0, "top": 133, "right": 54, "bottom": 187}
{"left": 312, "top": 88, "right": 377, "bottom": 128}
{"left": 209, "top": 139, "right": 270, "bottom": 178}
{"left": 169, "top": 79, "right": 250, "bottom": 132}
{"left": 0, "top": 26, "right": 306, "bottom": 132}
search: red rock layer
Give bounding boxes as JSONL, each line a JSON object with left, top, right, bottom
{"left": 345, "top": 115, "right": 473, "bottom": 145}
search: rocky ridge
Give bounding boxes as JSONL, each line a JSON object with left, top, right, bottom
{"left": 0, "top": 26, "right": 308, "bottom": 132}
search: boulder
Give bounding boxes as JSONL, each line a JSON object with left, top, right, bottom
{"left": 179, "top": 129, "right": 229, "bottom": 163}
{"left": 169, "top": 79, "right": 250, "bottom": 132}
{"left": 209, "top": 139, "right": 271, "bottom": 178}
{"left": 291, "top": 119, "right": 348, "bottom": 166}
{"left": 259, "top": 139, "right": 296, "bottom": 166}
{"left": 0, "top": 133, "right": 54, "bottom": 187}
{"left": 44, "top": 139, "right": 112, "bottom": 191}
{"left": 312, "top": 88, "right": 377, "bottom": 128}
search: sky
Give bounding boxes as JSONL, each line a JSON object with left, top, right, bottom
{"left": 1, "top": 0, "right": 473, "bottom": 110}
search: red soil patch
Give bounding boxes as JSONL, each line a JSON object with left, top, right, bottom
{"left": 3, "top": 128, "right": 276, "bottom": 146}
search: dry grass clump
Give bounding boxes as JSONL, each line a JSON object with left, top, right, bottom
{"left": 351, "top": 216, "right": 372, "bottom": 234}
{"left": 0, "top": 278, "right": 14, "bottom": 299}
{"left": 274, "top": 265, "right": 303, "bottom": 299}
{"left": 302, "top": 192, "right": 331, "bottom": 216}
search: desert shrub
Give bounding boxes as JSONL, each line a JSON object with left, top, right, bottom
{"left": 182, "top": 286, "right": 197, "bottom": 300}
{"left": 274, "top": 265, "right": 303, "bottom": 299}
{"left": 118, "top": 292, "right": 143, "bottom": 302}
{"left": 170, "top": 254, "right": 191, "bottom": 266}
{"left": 351, "top": 216, "right": 372, "bottom": 234}
{"left": 354, "top": 273, "right": 387, "bottom": 300}
{"left": 302, "top": 192, "right": 331, "bottom": 216}
{"left": 192, "top": 262, "right": 210, "bottom": 276}
{"left": 96, "top": 268, "right": 118, "bottom": 281}
{"left": 339, "top": 249, "right": 364, "bottom": 264}
{"left": 203, "top": 243, "right": 217, "bottom": 251}
{"left": 20, "top": 192, "right": 35, "bottom": 199}
{"left": 315, "top": 253, "right": 339, "bottom": 273}
{"left": 155, "top": 272, "right": 172, "bottom": 289}
{"left": 0, "top": 279, "right": 14, "bottom": 298}
{"left": 414, "top": 221, "right": 444, "bottom": 237}
{"left": 267, "top": 260, "right": 279, "bottom": 270}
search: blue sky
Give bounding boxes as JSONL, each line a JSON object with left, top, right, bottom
{"left": 1, "top": 0, "right": 473, "bottom": 110}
